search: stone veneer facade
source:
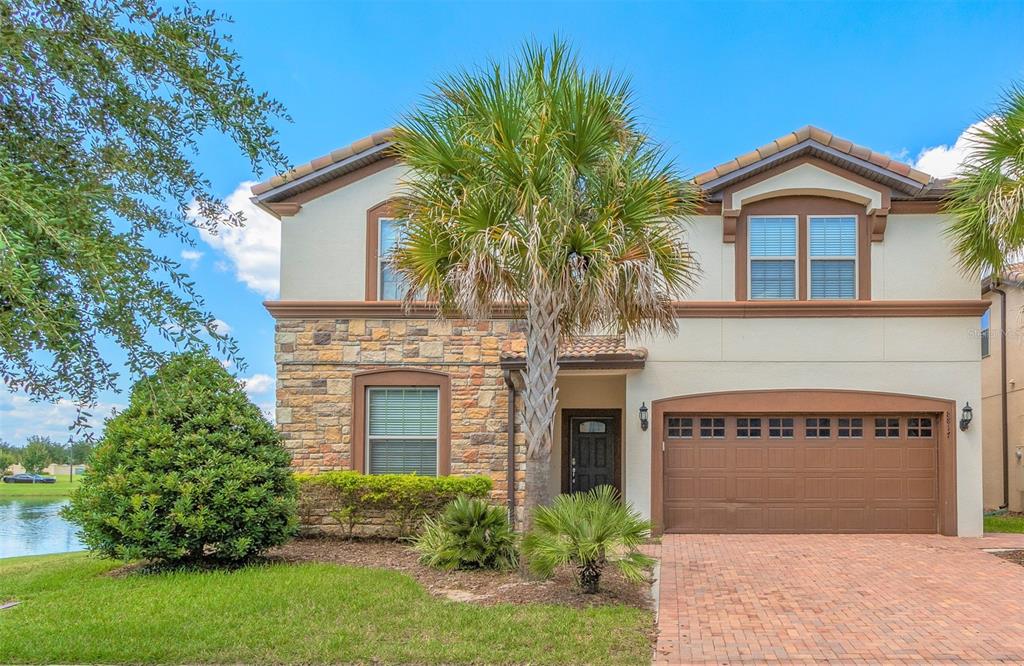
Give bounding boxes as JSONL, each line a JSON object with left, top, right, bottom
{"left": 275, "top": 317, "right": 529, "bottom": 522}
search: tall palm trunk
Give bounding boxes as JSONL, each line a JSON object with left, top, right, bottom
{"left": 521, "top": 283, "right": 561, "bottom": 525}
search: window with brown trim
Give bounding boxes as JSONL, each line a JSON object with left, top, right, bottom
{"left": 365, "top": 200, "right": 411, "bottom": 301}
{"left": 351, "top": 369, "right": 451, "bottom": 475}
{"left": 734, "top": 196, "right": 870, "bottom": 302}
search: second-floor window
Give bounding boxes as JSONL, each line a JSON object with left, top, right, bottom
{"left": 378, "top": 218, "right": 405, "bottom": 301}
{"left": 749, "top": 216, "right": 797, "bottom": 299}
{"left": 809, "top": 216, "right": 857, "bottom": 299}
{"left": 747, "top": 212, "right": 860, "bottom": 301}
{"left": 981, "top": 309, "right": 991, "bottom": 358}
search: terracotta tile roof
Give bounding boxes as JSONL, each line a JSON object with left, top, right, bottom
{"left": 693, "top": 125, "right": 933, "bottom": 188}
{"left": 500, "top": 336, "right": 647, "bottom": 367}
{"left": 250, "top": 129, "right": 394, "bottom": 196}
{"left": 999, "top": 263, "right": 1024, "bottom": 282}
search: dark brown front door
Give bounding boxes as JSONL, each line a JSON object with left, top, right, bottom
{"left": 564, "top": 411, "right": 621, "bottom": 494}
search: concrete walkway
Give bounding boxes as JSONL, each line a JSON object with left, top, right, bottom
{"left": 649, "top": 534, "right": 1024, "bottom": 664}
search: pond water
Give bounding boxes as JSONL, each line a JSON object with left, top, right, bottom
{"left": 0, "top": 498, "right": 85, "bottom": 559}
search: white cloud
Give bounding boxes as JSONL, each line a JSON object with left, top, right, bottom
{"left": 195, "top": 181, "right": 280, "bottom": 298}
{"left": 180, "top": 249, "right": 204, "bottom": 267}
{"left": 258, "top": 401, "right": 275, "bottom": 423}
{"left": 240, "top": 373, "right": 274, "bottom": 397}
{"left": 0, "top": 388, "right": 124, "bottom": 444}
{"left": 911, "top": 119, "right": 992, "bottom": 179}
{"left": 219, "top": 359, "right": 234, "bottom": 369}
{"left": 211, "top": 319, "right": 232, "bottom": 336}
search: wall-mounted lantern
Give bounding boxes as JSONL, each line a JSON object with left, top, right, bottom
{"left": 959, "top": 402, "right": 973, "bottom": 432}
{"left": 639, "top": 402, "right": 649, "bottom": 431}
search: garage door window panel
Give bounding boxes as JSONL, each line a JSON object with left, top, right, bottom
{"left": 768, "top": 417, "right": 794, "bottom": 438}
{"left": 805, "top": 417, "right": 832, "bottom": 438}
{"left": 699, "top": 417, "right": 725, "bottom": 438}
{"left": 667, "top": 417, "right": 693, "bottom": 438}
{"left": 874, "top": 417, "right": 900, "bottom": 438}
{"left": 736, "top": 417, "right": 762, "bottom": 438}
{"left": 838, "top": 417, "right": 864, "bottom": 438}
{"left": 908, "top": 417, "right": 933, "bottom": 438}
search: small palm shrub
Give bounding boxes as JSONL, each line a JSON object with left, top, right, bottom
{"left": 64, "top": 351, "right": 298, "bottom": 564}
{"left": 413, "top": 496, "right": 519, "bottom": 571}
{"left": 522, "top": 485, "right": 654, "bottom": 594}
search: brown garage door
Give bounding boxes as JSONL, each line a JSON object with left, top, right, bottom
{"left": 663, "top": 414, "right": 938, "bottom": 533}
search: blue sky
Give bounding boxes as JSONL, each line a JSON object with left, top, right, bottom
{"left": 3, "top": 0, "right": 1023, "bottom": 443}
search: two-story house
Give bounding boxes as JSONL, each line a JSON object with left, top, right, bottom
{"left": 255, "top": 126, "right": 987, "bottom": 536}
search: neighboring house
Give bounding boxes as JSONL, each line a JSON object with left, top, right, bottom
{"left": 254, "top": 126, "right": 987, "bottom": 536}
{"left": 982, "top": 268, "right": 1024, "bottom": 513}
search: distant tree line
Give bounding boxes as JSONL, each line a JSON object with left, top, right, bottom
{"left": 0, "top": 437, "right": 94, "bottom": 475}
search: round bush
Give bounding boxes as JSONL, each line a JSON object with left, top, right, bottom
{"left": 64, "top": 351, "right": 297, "bottom": 563}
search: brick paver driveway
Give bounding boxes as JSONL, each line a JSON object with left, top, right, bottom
{"left": 650, "top": 534, "right": 1024, "bottom": 664}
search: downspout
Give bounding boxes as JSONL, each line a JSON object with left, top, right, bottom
{"left": 992, "top": 283, "right": 1010, "bottom": 510}
{"left": 503, "top": 369, "right": 517, "bottom": 520}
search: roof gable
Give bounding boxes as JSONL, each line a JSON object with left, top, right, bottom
{"left": 695, "top": 126, "right": 933, "bottom": 200}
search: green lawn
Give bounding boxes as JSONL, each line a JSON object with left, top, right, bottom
{"left": 0, "top": 475, "right": 81, "bottom": 498}
{"left": 0, "top": 553, "right": 652, "bottom": 665}
{"left": 984, "top": 513, "right": 1024, "bottom": 533}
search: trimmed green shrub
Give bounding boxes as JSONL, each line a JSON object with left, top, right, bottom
{"left": 298, "top": 471, "right": 491, "bottom": 538}
{"left": 63, "top": 352, "right": 298, "bottom": 564}
{"left": 413, "top": 496, "right": 518, "bottom": 571}
{"left": 522, "top": 485, "right": 654, "bottom": 594}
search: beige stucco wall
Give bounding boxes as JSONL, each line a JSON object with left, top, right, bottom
{"left": 276, "top": 156, "right": 985, "bottom": 535}
{"left": 873, "top": 215, "right": 977, "bottom": 301}
{"left": 981, "top": 287, "right": 1024, "bottom": 512}
{"left": 278, "top": 164, "right": 971, "bottom": 304}
{"left": 625, "top": 315, "right": 984, "bottom": 537}
{"left": 550, "top": 373, "right": 627, "bottom": 497}
{"left": 280, "top": 165, "right": 407, "bottom": 301}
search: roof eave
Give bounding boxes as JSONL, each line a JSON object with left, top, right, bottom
{"left": 252, "top": 141, "right": 394, "bottom": 204}
{"left": 699, "top": 140, "right": 929, "bottom": 199}
{"left": 499, "top": 356, "right": 647, "bottom": 371}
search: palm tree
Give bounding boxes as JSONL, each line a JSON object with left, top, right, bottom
{"left": 946, "top": 83, "right": 1024, "bottom": 275}
{"left": 522, "top": 485, "right": 654, "bottom": 594}
{"left": 391, "top": 39, "right": 701, "bottom": 517}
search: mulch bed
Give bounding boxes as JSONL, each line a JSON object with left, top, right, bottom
{"left": 992, "top": 549, "right": 1024, "bottom": 567}
{"left": 268, "top": 536, "right": 654, "bottom": 610}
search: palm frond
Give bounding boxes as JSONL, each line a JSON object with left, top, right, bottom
{"left": 945, "top": 84, "right": 1024, "bottom": 276}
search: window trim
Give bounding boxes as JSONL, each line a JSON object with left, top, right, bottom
{"left": 807, "top": 215, "right": 858, "bottom": 300}
{"left": 735, "top": 195, "right": 870, "bottom": 302}
{"left": 376, "top": 217, "right": 402, "bottom": 301}
{"left": 351, "top": 369, "right": 451, "bottom": 474}
{"left": 748, "top": 215, "right": 798, "bottom": 301}
{"left": 365, "top": 200, "right": 400, "bottom": 301}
